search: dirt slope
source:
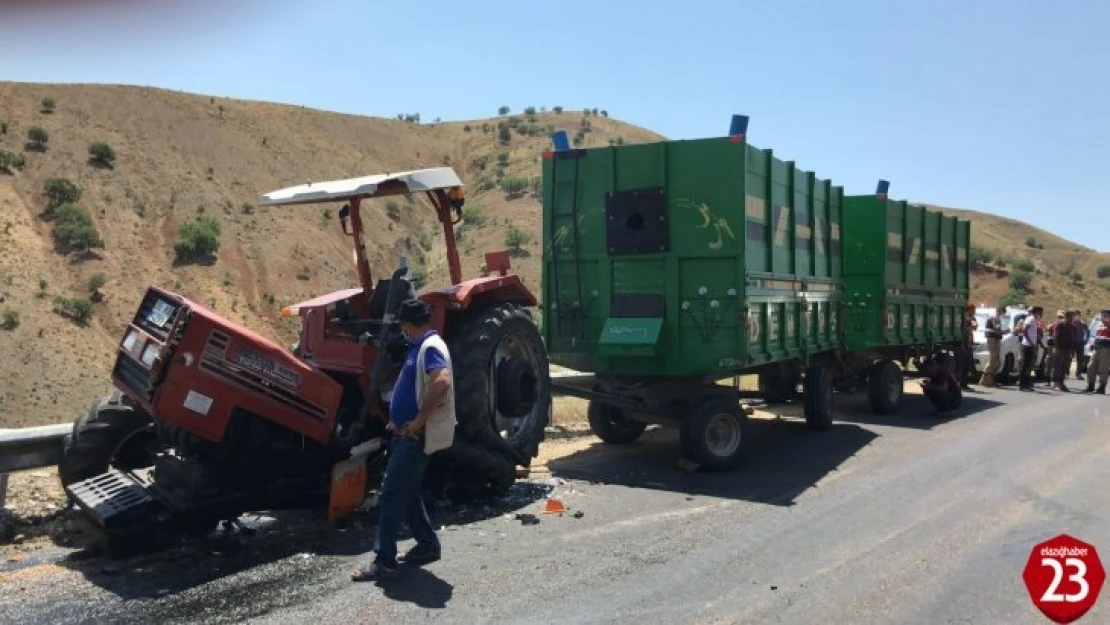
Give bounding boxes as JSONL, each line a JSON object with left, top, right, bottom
{"left": 0, "top": 81, "right": 1101, "bottom": 428}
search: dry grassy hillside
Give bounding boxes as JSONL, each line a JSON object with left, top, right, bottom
{"left": 0, "top": 82, "right": 660, "bottom": 427}
{"left": 926, "top": 204, "right": 1110, "bottom": 315}
{"left": 0, "top": 82, "right": 1102, "bottom": 429}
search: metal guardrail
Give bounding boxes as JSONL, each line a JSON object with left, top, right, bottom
{"left": 0, "top": 371, "right": 596, "bottom": 507}
{"left": 0, "top": 424, "right": 71, "bottom": 507}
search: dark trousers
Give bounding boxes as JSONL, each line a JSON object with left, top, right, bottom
{"left": 374, "top": 435, "right": 440, "bottom": 567}
{"left": 923, "top": 385, "right": 959, "bottom": 412}
{"left": 1019, "top": 345, "right": 1037, "bottom": 389}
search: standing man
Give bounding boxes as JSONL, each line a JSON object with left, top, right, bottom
{"left": 1085, "top": 309, "right": 1110, "bottom": 394}
{"left": 1052, "top": 309, "right": 1079, "bottom": 392}
{"left": 1073, "top": 309, "right": 1090, "bottom": 380}
{"left": 960, "top": 304, "right": 977, "bottom": 390}
{"left": 1019, "top": 306, "right": 1043, "bottom": 392}
{"left": 353, "top": 298, "right": 456, "bottom": 582}
{"left": 1043, "top": 311, "right": 1063, "bottom": 386}
{"left": 980, "top": 305, "right": 1006, "bottom": 387}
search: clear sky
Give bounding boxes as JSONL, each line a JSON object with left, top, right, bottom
{"left": 3, "top": 0, "right": 1108, "bottom": 250}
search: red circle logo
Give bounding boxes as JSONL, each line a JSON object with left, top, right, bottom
{"left": 1022, "top": 534, "right": 1106, "bottom": 623}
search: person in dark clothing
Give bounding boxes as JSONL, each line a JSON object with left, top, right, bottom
{"left": 920, "top": 359, "right": 962, "bottom": 417}
{"left": 1018, "top": 307, "right": 1044, "bottom": 392}
{"left": 1052, "top": 309, "right": 1079, "bottom": 392}
{"left": 1073, "top": 310, "right": 1090, "bottom": 380}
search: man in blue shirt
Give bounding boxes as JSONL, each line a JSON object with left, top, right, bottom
{"left": 353, "top": 298, "right": 453, "bottom": 582}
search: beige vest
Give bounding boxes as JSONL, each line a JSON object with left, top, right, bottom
{"left": 415, "top": 333, "right": 456, "bottom": 454}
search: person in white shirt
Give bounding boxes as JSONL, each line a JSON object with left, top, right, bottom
{"left": 1018, "top": 306, "right": 1044, "bottom": 391}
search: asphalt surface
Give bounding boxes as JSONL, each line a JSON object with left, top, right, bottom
{"left": 1, "top": 383, "right": 1108, "bottom": 624}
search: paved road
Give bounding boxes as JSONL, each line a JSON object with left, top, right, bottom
{"left": 1, "top": 385, "right": 1108, "bottom": 624}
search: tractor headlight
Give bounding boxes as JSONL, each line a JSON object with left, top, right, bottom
{"left": 141, "top": 341, "right": 160, "bottom": 367}
{"left": 122, "top": 329, "right": 140, "bottom": 352}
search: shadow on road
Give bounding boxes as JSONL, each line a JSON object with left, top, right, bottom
{"left": 378, "top": 565, "right": 453, "bottom": 609}
{"left": 43, "top": 479, "right": 549, "bottom": 602}
{"left": 831, "top": 389, "right": 1004, "bottom": 430}
{"left": 547, "top": 414, "right": 878, "bottom": 507}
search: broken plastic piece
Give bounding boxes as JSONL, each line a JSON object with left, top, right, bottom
{"left": 542, "top": 498, "right": 567, "bottom": 514}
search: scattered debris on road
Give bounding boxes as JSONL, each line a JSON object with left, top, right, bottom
{"left": 514, "top": 513, "right": 540, "bottom": 525}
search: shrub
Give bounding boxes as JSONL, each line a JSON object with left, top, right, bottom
{"left": 52, "top": 204, "right": 104, "bottom": 253}
{"left": 499, "top": 176, "right": 529, "bottom": 198}
{"left": 463, "top": 124, "right": 471, "bottom": 132}
{"left": 552, "top": 106, "right": 564, "bottom": 113}
{"left": 386, "top": 201, "right": 401, "bottom": 220}
{"left": 969, "top": 246, "right": 992, "bottom": 265}
{"left": 999, "top": 289, "right": 1026, "bottom": 308}
{"left": 87, "top": 272, "right": 106, "bottom": 292}
{"left": 524, "top": 106, "right": 536, "bottom": 115}
{"left": 42, "top": 178, "right": 82, "bottom": 210}
{"left": 53, "top": 296, "right": 93, "bottom": 324}
{"left": 174, "top": 216, "right": 221, "bottom": 261}
{"left": 461, "top": 205, "right": 487, "bottom": 228}
{"left": 1098, "top": 265, "right": 1110, "bottom": 279}
{"left": 498, "top": 106, "right": 510, "bottom": 116}
{"left": 600, "top": 110, "right": 609, "bottom": 117}
{"left": 0, "top": 121, "right": 7, "bottom": 134}
{"left": 1009, "top": 269, "right": 1033, "bottom": 292}
{"left": 1, "top": 308, "right": 19, "bottom": 330}
{"left": 88, "top": 141, "right": 116, "bottom": 166}
{"left": 0, "top": 150, "right": 26, "bottom": 173}
{"left": 241, "top": 202, "right": 254, "bottom": 215}
{"left": 497, "top": 125, "right": 512, "bottom": 143}
{"left": 496, "top": 151, "right": 511, "bottom": 166}
{"left": 296, "top": 266, "right": 311, "bottom": 280}
{"left": 40, "top": 97, "right": 55, "bottom": 113}
{"left": 1024, "top": 236, "right": 1044, "bottom": 249}
{"left": 1014, "top": 259, "right": 1035, "bottom": 273}
{"left": 505, "top": 226, "right": 531, "bottom": 250}
{"left": 27, "top": 126, "right": 49, "bottom": 148}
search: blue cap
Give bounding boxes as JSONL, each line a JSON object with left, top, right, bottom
{"left": 729, "top": 114, "right": 749, "bottom": 137}
{"left": 551, "top": 130, "right": 571, "bottom": 152}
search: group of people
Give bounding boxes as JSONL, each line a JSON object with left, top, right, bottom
{"left": 977, "top": 305, "right": 1110, "bottom": 394}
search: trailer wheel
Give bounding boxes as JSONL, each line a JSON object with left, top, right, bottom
{"left": 803, "top": 365, "right": 834, "bottom": 431}
{"left": 587, "top": 401, "right": 648, "bottom": 444}
{"left": 679, "top": 395, "right": 749, "bottom": 471}
{"left": 59, "top": 391, "right": 158, "bottom": 489}
{"left": 447, "top": 303, "right": 551, "bottom": 492}
{"left": 758, "top": 366, "right": 796, "bottom": 404}
{"left": 867, "top": 360, "right": 903, "bottom": 415}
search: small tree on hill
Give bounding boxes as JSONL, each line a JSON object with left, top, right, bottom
{"left": 969, "top": 246, "right": 992, "bottom": 266}
{"left": 0, "top": 150, "right": 26, "bottom": 173}
{"left": 999, "top": 289, "right": 1025, "bottom": 308}
{"left": 87, "top": 272, "right": 106, "bottom": 293}
{"left": 498, "top": 125, "right": 512, "bottom": 144}
{"left": 505, "top": 225, "right": 531, "bottom": 251}
{"left": 499, "top": 176, "right": 529, "bottom": 198}
{"left": 88, "top": 141, "right": 116, "bottom": 167}
{"left": 40, "top": 97, "right": 55, "bottom": 113}
{"left": 2, "top": 308, "right": 19, "bottom": 330}
{"left": 27, "top": 126, "right": 49, "bottom": 149}
{"left": 1009, "top": 269, "right": 1033, "bottom": 292}
{"left": 52, "top": 204, "right": 105, "bottom": 253}
{"left": 1098, "top": 265, "right": 1110, "bottom": 279}
{"left": 498, "top": 106, "right": 510, "bottom": 116}
{"left": 552, "top": 106, "right": 563, "bottom": 113}
{"left": 174, "top": 216, "right": 222, "bottom": 262}
{"left": 1014, "top": 259, "right": 1035, "bottom": 273}
{"left": 42, "top": 178, "right": 82, "bottom": 211}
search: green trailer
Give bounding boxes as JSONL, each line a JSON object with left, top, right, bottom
{"left": 839, "top": 189, "right": 972, "bottom": 413}
{"left": 543, "top": 115, "right": 973, "bottom": 471}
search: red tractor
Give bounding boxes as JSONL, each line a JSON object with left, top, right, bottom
{"left": 58, "top": 168, "right": 551, "bottom": 557}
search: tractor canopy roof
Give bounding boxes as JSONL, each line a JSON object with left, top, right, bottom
{"left": 258, "top": 167, "right": 463, "bottom": 207}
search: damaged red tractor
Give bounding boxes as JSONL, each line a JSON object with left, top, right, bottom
{"left": 57, "top": 167, "right": 551, "bottom": 557}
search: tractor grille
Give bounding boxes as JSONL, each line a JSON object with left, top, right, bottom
{"left": 200, "top": 330, "right": 327, "bottom": 420}
{"left": 114, "top": 353, "right": 152, "bottom": 401}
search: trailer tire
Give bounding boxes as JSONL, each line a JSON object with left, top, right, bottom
{"left": 447, "top": 303, "right": 551, "bottom": 492}
{"left": 587, "top": 401, "right": 648, "bottom": 444}
{"left": 758, "top": 366, "right": 796, "bottom": 404}
{"left": 867, "top": 360, "right": 903, "bottom": 415}
{"left": 58, "top": 391, "right": 157, "bottom": 490}
{"left": 803, "top": 365, "right": 834, "bottom": 431}
{"left": 679, "top": 395, "right": 749, "bottom": 471}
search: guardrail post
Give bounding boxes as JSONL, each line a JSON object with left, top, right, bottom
{"left": 0, "top": 473, "right": 8, "bottom": 508}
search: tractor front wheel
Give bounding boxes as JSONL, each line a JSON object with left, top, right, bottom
{"left": 59, "top": 390, "right": 158, "bottom": 490}
{"left": 446, "top": 303, "right": 551, "bottom": 494}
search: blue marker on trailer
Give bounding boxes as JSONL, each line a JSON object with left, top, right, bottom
{"left": 876, "top": 179, "right": 890, "bottom": 200}
{"left": 551, "top": 130, "right": 571, "bottom": 152}
{"left": 729, "top": 114, "right": 749, "bottom": 142}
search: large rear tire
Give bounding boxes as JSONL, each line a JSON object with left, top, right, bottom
{"left": 445, "top": 303, "right": 550, "bottom": 494}
{"left": 58, "top": 390, "right": 157, "bottom": 489}
{"left": 679, "top": 395, "right": 749, "bottom": 471}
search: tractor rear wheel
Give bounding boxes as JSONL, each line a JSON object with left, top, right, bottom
{"left": 59, "top": 390, "right": 158, "bottom": 489}
{"left": 446, "top": 303, "right": 550, "bottom": 493}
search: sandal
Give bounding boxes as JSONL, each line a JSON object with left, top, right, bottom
{"left": 351, "top": 562, "right": 399, "bottom": 582}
